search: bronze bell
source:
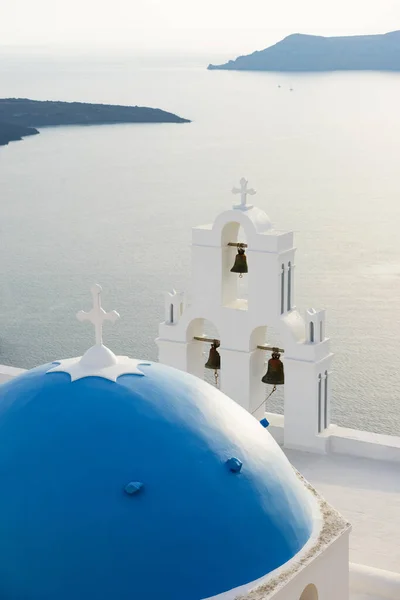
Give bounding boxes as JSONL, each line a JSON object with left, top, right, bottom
{"left": 230, "top": 247, "right": 248, "bottom": 278}
{"left": 262, "top": 351, "right": 284, "bottom": 386}
{"left": 205, "top": 340, "right": 221, "bottom": 371}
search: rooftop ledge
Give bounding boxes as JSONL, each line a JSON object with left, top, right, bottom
{"left": 331, "top": 425, "right": 400, "bottom": 449}
{"left": 221, "top": 472, "right": 349, "bottom": 600}
{"left": 266, "top": 413, "right": 400, "bottom": 463}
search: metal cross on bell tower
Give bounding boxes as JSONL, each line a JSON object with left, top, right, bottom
{"left": 77, "top": 284, "right": 120, "bottom": 346}
{"left": 232, "top": 177, "right": 256, "bottom": 210}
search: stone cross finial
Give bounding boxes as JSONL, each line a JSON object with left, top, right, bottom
{"left": 77, "top": 284, "right": 120, "bottom": 346}
{"left": 232, "top": 177, "right": 256, "bottom": 209}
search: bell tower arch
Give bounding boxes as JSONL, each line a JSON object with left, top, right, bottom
{"left": 157, "top": 179, "right": 333, "bottom": 451}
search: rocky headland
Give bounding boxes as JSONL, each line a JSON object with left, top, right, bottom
{"left": 208, "top": 30, "right": 400, "bottom": 72}
{"left": 0, "top": 98, "right": 190, "bottom": 146}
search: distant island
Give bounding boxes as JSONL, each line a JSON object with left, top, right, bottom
{"left": 0, "top": 98, "right": 190, "bottom": 147}
{"left": 0, "top": 121, "right": 39, "bottom": 146}
{"left": 208, "top": 30, "right": 400, "bottom": 72}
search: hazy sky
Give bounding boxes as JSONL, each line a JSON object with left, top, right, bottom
{"left": 1, "top": 0, "right": 400, "bottom": 54}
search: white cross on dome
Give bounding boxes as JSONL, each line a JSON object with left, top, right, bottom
{"left": 47, "top": 284, "right": 150, "bottom": 382}
{"left": 77, "top": 284, "right": 120, "bottom": 346}
{"left": 232, "top": 177, "right": 256, "bottom": 210}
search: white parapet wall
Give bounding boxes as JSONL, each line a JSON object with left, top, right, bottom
{"left": 265, "top": 412, "right": 400, "bottom": 463}
{"left": 0, "top": 365, "right": 26, "bottom": 384}
{"left": 330, "top": 426, "right": 400, "bottom": 463}
{"left": 350, "top": 563, "right": 400, "bottom": 600}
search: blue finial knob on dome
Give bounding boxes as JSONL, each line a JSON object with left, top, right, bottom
{"left": 226, "top": 457, "right": 243, "bottom": 473}
{"left": 124, "top": 481, "right": 144, "bottom": 495}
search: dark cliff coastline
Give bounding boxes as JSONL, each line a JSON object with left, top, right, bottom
{"left": 0, "top": 98, "right": 190, "bottom": 146}
{"left": 0, "top": 121, "right": 39, "bottom": 146}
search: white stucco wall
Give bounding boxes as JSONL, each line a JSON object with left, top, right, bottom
{"left": 232, "top": 527, "right": 350, "bottom": 600}
{"left": 158, "top": 200, "right": 336, "bottom": 449}
{"left": 330, "top": 427, "right": 400, "bottom": 463}
{"left": 265, "top": 413, "right": 400, "bottom": 463}
{"left": 349, "top": 564, "right": 400, "bottom": 600}
{"left": 265, "top": 533, "right": 349, "bottom": 600}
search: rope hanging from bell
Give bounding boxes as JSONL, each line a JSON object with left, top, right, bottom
{"left": 251, "top": 384, "right": 277, "bottom": 415}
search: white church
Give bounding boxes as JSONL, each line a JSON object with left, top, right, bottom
{"left": 0, "top": 180, "right": 398, "bottom": 600}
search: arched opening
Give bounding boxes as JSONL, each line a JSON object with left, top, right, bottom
{"left": 287, "top": 261, "right": 292, "bottom": 311}
{"left": 169, "top": 304, "right": 174, "bottom": 324}
{"left": 221, "top": 222, "right": 249, "bottom": 310}
{"left": 299, "top": 583, "right": 318, "bottom": 600}
{"left": 250, "top": 325, "right": 268, "bottom": 349}
{"left": 309, "top": 321, "right": 315, "bottom": 343}
{"left": 280, "top": 264, "right": 285, "bottom": 314}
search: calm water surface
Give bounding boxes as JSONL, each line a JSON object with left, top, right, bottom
{"left": 1, "top": 52, "right": 400, "bottom": 434}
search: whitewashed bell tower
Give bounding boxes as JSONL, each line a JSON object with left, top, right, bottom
{"left": 157, "top": 179, "right": 333, "bottom": 453}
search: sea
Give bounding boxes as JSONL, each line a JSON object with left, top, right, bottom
{"left": 1, "top": 50, "right": 400, "bottom": 435}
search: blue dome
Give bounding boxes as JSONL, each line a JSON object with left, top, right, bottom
{"left": 0, "top": 359, "right": 314, "bottom": 600}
